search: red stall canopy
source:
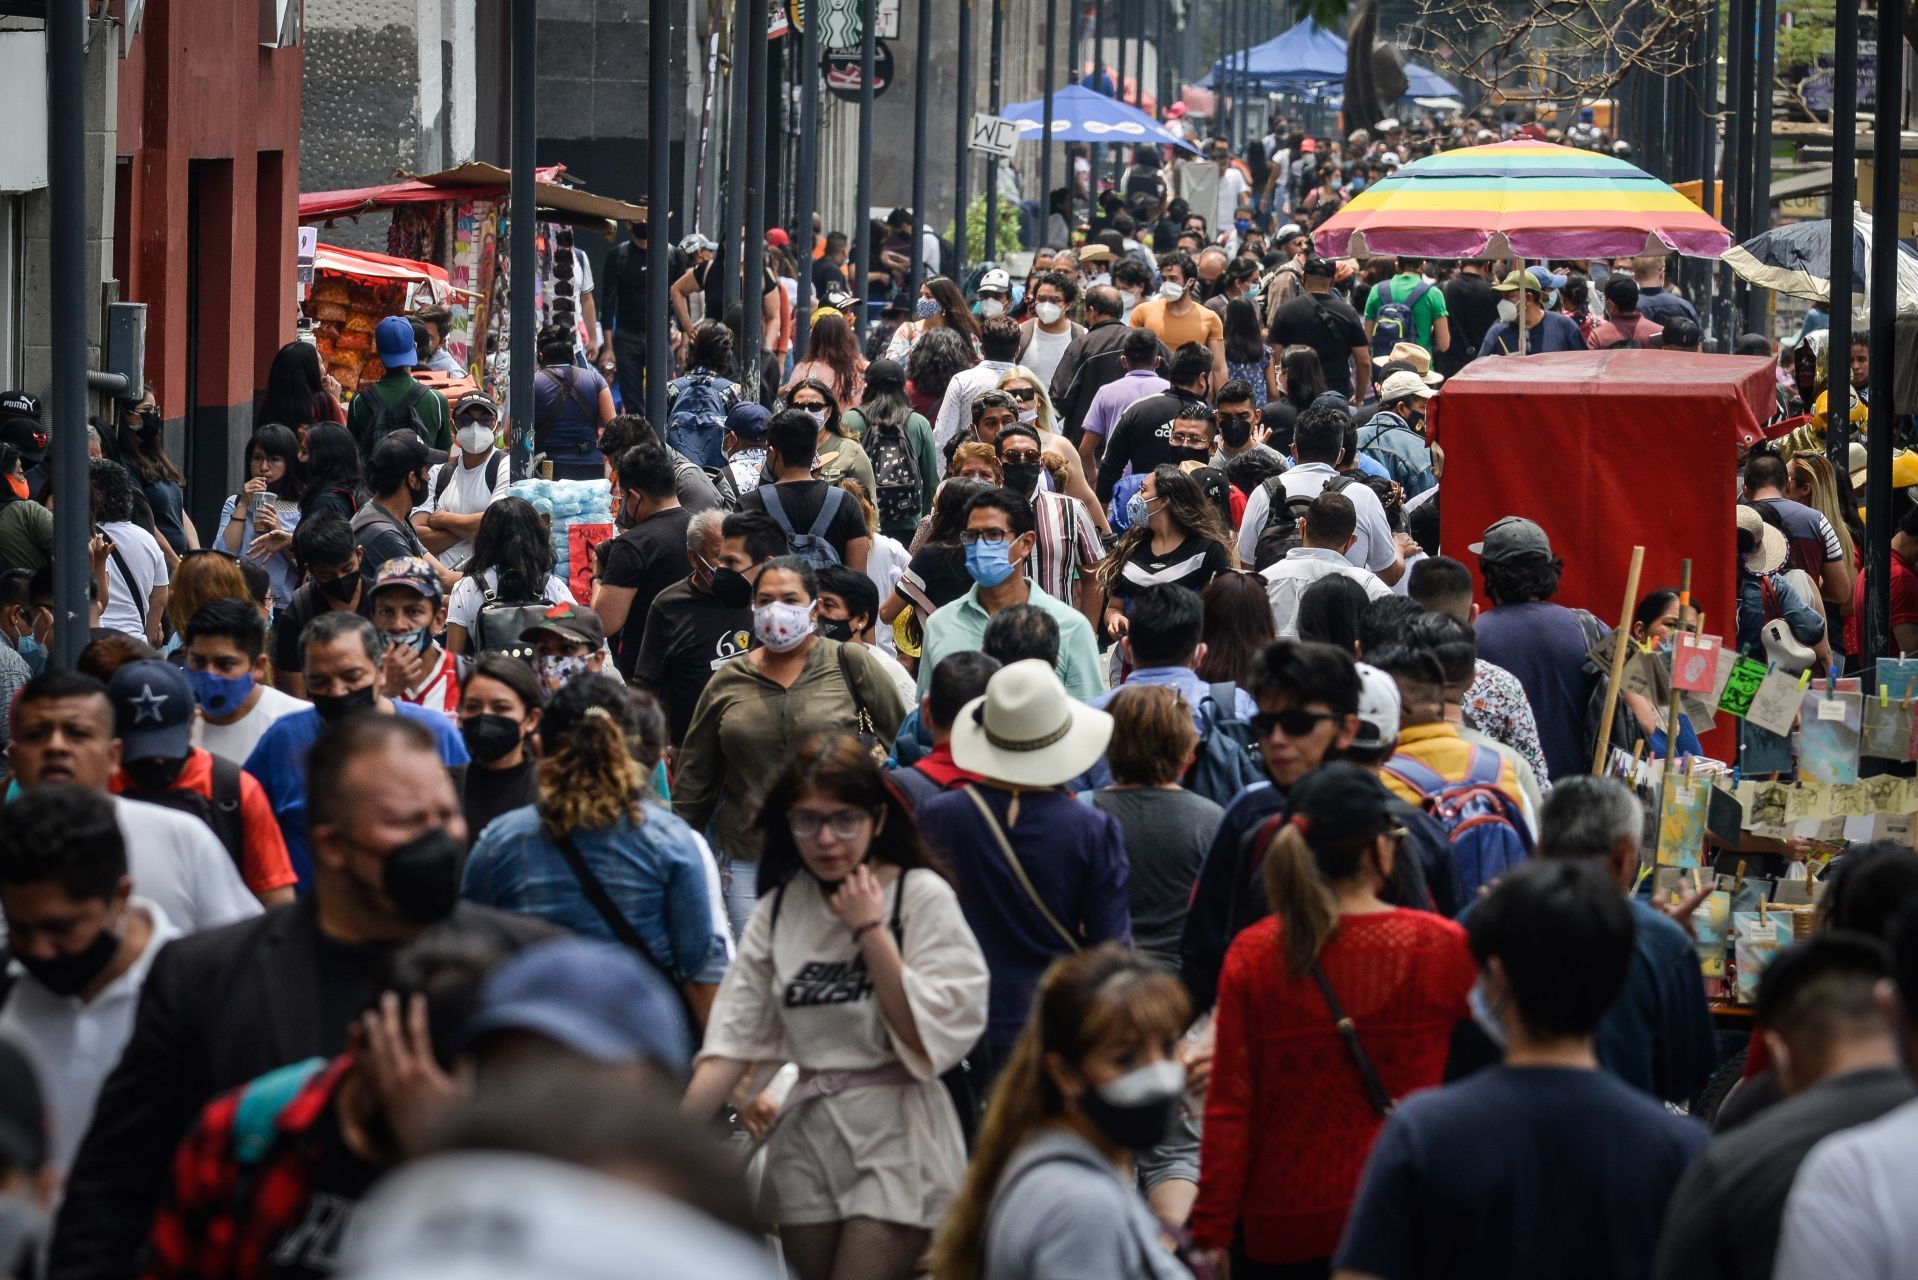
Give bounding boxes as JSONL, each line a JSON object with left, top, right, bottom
{"left": 1435, "top": 350, "right": 1775, "bottom": 758}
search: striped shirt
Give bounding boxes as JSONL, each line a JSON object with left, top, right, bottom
{"left": 1030, "top": 489, "right": 1107, "bottom": 605}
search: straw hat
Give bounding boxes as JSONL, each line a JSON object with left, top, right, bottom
{"left": 1371, "top": 341, "right": 1444, "bottom": 384}
{"left": 1736, "top": 504, "right": 1788, "bottom": 575}
{"left": 950, "top": 659, "right": 1113, "bottom": 787}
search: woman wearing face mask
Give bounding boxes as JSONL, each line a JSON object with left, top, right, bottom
{"left": 444, "top": 497, "right": 576, "bottom": 656}
{"left": 675, "top": 556, "right": 908, "bottom": 939}
{"left": 1223, "top": 297, "right": 1278, "bottom": 407}
{"left": 1097, "top": 466, "right": 1234, "bottom": 640}
{"left": 464, "top": 674, "right": 722, "bottom": 1010}
{"left": 685, "top": 732, "right": 988, "bottom": 1280}
{"left": 888, "top": 277, "right": 983, "bottom": 364}
{"left": 216, "top": 425, "right": 306, "bottom": 613}
{"left": 0, "top": 568, "right": 49, "bottom": 684}
{"left": 788, "top": 378, "right": 880, "bottom": 502}
{"left": 931, "top": 945, "right": 1196, "bottom": 1280}
{"left": 1190, "top": 762, "right": 1474, "bottom": 1280}
{"left": 783, "top": 312, "right": 869, "bottom": 409}
{"left": 1611, "top": 586, "right": 1703, "bottom": 759}
{"left": 115, "top": 389, "right": 197, "bottom": 555}
{"left": 995, "top": 369, "right": 1109, "bottom": 533}
{"left": 455, "top": 655, "right": 544, "bottom": 839}
{"left": 840, "top": 359, "right": 940, "bottom": 545}
{"left": 415, "top": 394, "right": 509, "bottom": 572}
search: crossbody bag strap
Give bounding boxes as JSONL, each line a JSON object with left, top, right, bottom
{"left": 553, "top": 831, "right": 699, "bottom": 1022}
{"left": 99, "top": 527, "right": 147, "bottom": 622}
{"left": 1311, "top": 960, "right": 1396, "bottom": 1118}
{"left": 835, "top": 642, "right": 877, "bottom": 738}
{"left": 960, "top": 785, "right": 1080, "bottom": 952}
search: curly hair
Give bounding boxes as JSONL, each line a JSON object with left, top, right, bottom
{"left": 906, "top": 327, "right": 976, "bottom": 403}
{"left": 535, "top": 676, "right": 666, "bottom": 840}
{"left": 949, "top": 441, "right": 1001, "bottom": 483}
{"left": 1097, "top": 465, "right": 1236, "bottom": 592}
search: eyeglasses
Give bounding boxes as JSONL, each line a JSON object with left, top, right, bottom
{"left": 1251, "top": 708, "right": 1338, "bottom": 738}
{"left": 959, "top": 528, "right": 1015, "bottom": 545}
{"left": 1006, "top": 388, "right": 1038, "bottom": 402}
{"left": 789, "top": 808, "right": 876, "bottom": 841}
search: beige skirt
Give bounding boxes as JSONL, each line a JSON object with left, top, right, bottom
{"left": 759, "top": 1078, "right": 967, "bottom": 1228}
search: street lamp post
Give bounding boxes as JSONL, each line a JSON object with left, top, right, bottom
{"left": 853, "top": 0, "right": 877, "bottom": 338}
{"left": 911, "top": 0, "right": 934, "bottom": 294}
{"left": 1744, "top": 0, "right": 1776, "bottom": 335}
{"left": 954, "top": 0, "right": 973, "bottom": 278}
{"left": 1825, "top": 0, "right": 1857, "bottom": 482}
{"left": 509, "top": 0, "right": 536, "bottom": 482}
{"left": 47, "top": 0, "right": 86, "bottom": 664}
{"left": 742, "top": 0, "right": 769, "bottom": 388}
{"left": 645, "top": 0, "right": 673, "bottom": 428}
{"left": 1041, "top": 0, "right": 1059, "bottom": 254}
{"left": 795, "top": 0, "right": 822, "bottom": 362}
{"left": 984, "top": 0, "right": 1004, "bottom": 263}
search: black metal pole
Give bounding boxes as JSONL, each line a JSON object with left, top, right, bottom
{"left": 911, "top": 0, "right": 934, "bottom": 293}
{"left": 795, "top": 0, "right": 821, "bottom": 360}
{"left": 1825, "top": 0, "right": 1857, "bottom": 480}
{"left": 48, "top": 0, "right": 86, "bottom": 666}
{"left": 1091, "top": 0, "right": 1103, "bottom": 198}
{"left": 1744, "top": 0, "right": 1775, "bottom": 335}
{"left": 645, "top": 0, "right": 673, "bottom": 428}
{"left": 721, "top": 6, "right": 749, "bottom": 317}
{"left": 853, "top": 0, "right": 877, "bottom": 336}
{"left": 1863, "top": 0, "right": 1904, "bottom": 670}
{"left": 1694, "top": 2, "right": 1718, "bottom": 328}
{"left": 509, "top": 0, "right": 536, "bottom": 481}
{"left": 1041, "top": 0, "right": 1059, "bottom": 246}
{"left": 1154, "top": 0, "right": 1168, "bottom": 129}
{"left": 955, "top": 0, "right": 974, "bottom": 278}
{"left": 985, "top": 0, "right": 1004, "bottom": 263}
{"left": 1725, "top": 0, "right": 1754, "bottom": 332}
{"left": 742, "top": 0, "right": 768, "bottom": 389}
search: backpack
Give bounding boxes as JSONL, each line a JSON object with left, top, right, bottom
{"left": 362, "top": 380, "right": 432, "bottom": 451}
{"left": 1182, "top": 683, "right": 1267, "bottom": 807}
{"left": 1370, "top": 279, "right": 1435, "bottom": 357}
{"left": 135, "top": 756, "right": 247, "bottom": 874}
{"left": 865, "top": 416, "right": 923, "bottom": 529}
{"left": 432, "top": 452, "right": 506, "bottom": 505}
{"left": 666, "top": 373, "right": 732, "bottom": 469}
{"left": 762, "top": 484, "right": 846, "bottom": 569}
{"left": 1380, "top": 749, "right": 1533, "bottom": 899}
{"left": 1356, "top": 417, "right": 1429, "bottom": 495}
{"left": 472, "top": 581, "right": 555, "bottom": 660}
{"left": 934, "top": 233, "right": 959, "bottom": 279}
{"left": 1253, "top": 474, "right": 1361, "bottom": 571}
{"left": 886, "top": 764, "right": 951, "bottom": 811}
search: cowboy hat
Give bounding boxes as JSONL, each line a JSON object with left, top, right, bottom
{"left": 1370, "top": 340, "right": 1444, "bottom": 384}
{"left": 950, "top": 659, "right": 1113, "bottom": 787}
{"left": 1735, "top": 504, "right": 1789, "bottom": 575}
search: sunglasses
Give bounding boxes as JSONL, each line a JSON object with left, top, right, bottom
{"left": 1251, "top": 708, "right": 1338, "bottom": 738}
{"left": 1006, "top": 388, "right": 1038, "bottom": 402}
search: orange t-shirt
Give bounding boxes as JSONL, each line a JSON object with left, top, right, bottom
{"left": 110, "top": 748, "right": 297, "bottom": 895}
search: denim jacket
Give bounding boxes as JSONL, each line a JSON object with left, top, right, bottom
{"left": 1736, "top": 569, "right": 1826, "bottom": 658}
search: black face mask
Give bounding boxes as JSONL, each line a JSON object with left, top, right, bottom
{"left": 310, "top": 683, "right": 377, "bottom": 724}
{"left": 135, "top": 407, "right": 162, "bottom": 442}
{"left": 1001, "top": 461, "right": 1043, "bottom": 495}
{"left": 122, "top": 756, "right": 188, "bottom": 792}
{"left": 817, "top": 616, "right": 855, "bottom": 643}
{"left": 317, "top": 572, "right": 360, "bottom": 605}
{"left": 381, "top": 828, "right": 464, "bottom": 925}
{"left": 1168, "top": 445, "right": 1211, "bottom": 466}
{"left": 461, "top": 714, "right": 523, "bottom": 766}
{"left": 709, "top": 567, "right": 753, "bottom": 610}
{"left": 1219, "top": 418, "right": 1253, "bottom": 448}
{"left": 19, "top": 924, "right": 121, "bottom": 997}
{"left": 1076, "top": 1071, "right": 1184, "bottom": 1151}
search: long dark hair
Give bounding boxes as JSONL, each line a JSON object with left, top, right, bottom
{"left": 468, "top": 496, "right": 554, "bottom": 602}
{"left": 927, "top": 478, "right": 989, "bottom": 546}
{"left": 753, "top": 732, "right": 948, "bottom": 896}
{"left": 300, "top": 422, "right": 362, "bottom": 510}
{"left": 116, "top": 406, "right": 184, "bottom": 486}
{"left": 1224, "top": 297, "right": 1268, "bottom": 366}
{"left": 858, "top": 358, "right": 913, "bottom": 431}
{"left": 238, "top": 424, "right": 308, "bottom": 507}
{"left": 1281, "top": 344, "right": 1326, "bottom": 410}
{"left": 787, "top": 377, "right": 846, "bottom": 439}
{"left": 261, "top": 341, "right": 332, "bottom": 430}
{"left": 802, "top": 314, "right": 864, "bottom": 405}
{"left": 1098, "top": 465, "right": 1236, "bottom": 592}
{"left": 1198, "top": 570, "right": 1276, "bottom": 685}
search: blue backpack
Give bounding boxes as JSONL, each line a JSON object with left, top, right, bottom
{"left": 1381, "top": 749, "right": 1531, "bottom": 899}
{"left": 1370, "top": 278, "right": 1435, "bottom": 357}
{"left": 666, "top": 372, "right": 733, "bottom": 468}
{"left": 762, "top": 484, "right": 846, "bottom": 569}
{"left": 1183, "top": 683, "right": 1267, "bottom": 807}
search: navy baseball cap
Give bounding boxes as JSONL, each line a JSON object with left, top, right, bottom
{"left": 375, "top": 316, "right": 419, "bottom": 367}
{"left": 460, "top": 939, "right": 695, "bottom": 1076}
{"left": 726, "top": 402, "right": 770, "bottom": 441}
{"left": 108, "top": 658, "right": 194, "bottom": 761}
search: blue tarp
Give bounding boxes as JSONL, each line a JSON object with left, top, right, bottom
{"left": 999, "top": 84, "right": 1203, "bottom": 153}
{"left": 1200, "top": 19, "right": 1459, "bottom": 101}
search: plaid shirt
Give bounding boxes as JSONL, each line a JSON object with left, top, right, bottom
{"left": 141, "top": 1055, "right": 356, "bottom": 1280}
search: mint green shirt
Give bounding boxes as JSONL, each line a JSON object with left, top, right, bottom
{"left": 916, "top": 579, "right": 1105, "bottom": 701}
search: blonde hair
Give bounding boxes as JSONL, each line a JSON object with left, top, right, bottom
{"left": 536, "top": 683, "right": 661, "bottom": 839}
{"left": 930, "top": 946, "right": 1189, "bottom": 1280}
{"left": 951, "top": 441, "right": 1001, "bottom": 483}
{"left": 167, "top": 554, "right": 251, "bottom": 635}
{"left": 1785, "top": 450, "right": 1856, "bottom": 568}
{"left": 997, "top": 366, "right": 1056, "bottom": 437}
{"left": 836, "top": 475, "right": 879, "bottom": 534}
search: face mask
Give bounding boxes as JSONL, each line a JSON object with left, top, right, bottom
{"left": 1159, "top": 282, "right": 1185, "bottom": 302}
{"left": 978, "top": 298, "right": 1006, "bottom": 318}
{"left": 1088, "top": 272, "right": 1112, "bottom": 288}
{"left": 317, "top": 571, "right": 360, "bottom": 604}
{"left": 915, "top": 297, "right": 941, "bottom": 320}
{"left": 1496, "top": 299, "right": 1520, "bottom": 323}
{"left": 817, "top": 616, "right": 856, "bottom": 643}
{"left": 4, "top": 472, "right": 25, "bottom": 501}
{"left": 1002, "top": 461, "right": 1042, "bottom": 494}
{"left": 461, "top": 713, "right": 524, "bottom": 765}
{"left": 754, "top": 600, "right": 818, "bottom": 652}
{"left": 1169, "top": 445, "right": 1209, "bottom": 465}
{"left": 1235, "top": 218, "right": 1252, "bottom": 234}
{"left": 187, "top": 668, "right": 255, "bottom": 718}
{"left": 310, "top": 683, "right": 377, "bottom": 724}
{"left": 535, "top": 652, "right": 592, "bottom": 697}
{"left": 1078, "top": 1060, "right": 1186, "bottom": 1151}
{"left": 709, "top": 566, "right": 754, "bottom": 609}
{"left": 383, "top": 626, "right": 432, "bottom": 656}
{"left": 19, "top": 921, "right": 121, "bottom": 997}
{"left": 381, "top": 828, "right": 464, "bottom": 925}
{"left": 136, "top": 407, "right": 162, "bottom": 441}
{"left": 1545, "top": 288, "right": 1560, "bottom": 308}
{"left": 1017, "top": 408, "right": 1040, "bottom": 426}
{"left": 1220, "top": 418, "right": 1253, "bottom": 448}
{"left": 1034, "top": 301, "right": 1064, "bottom": 325}
{"left": 798, "top": 406, "right": 828, "bottom": 429}
{"left": 964, "top": 538, "right": 1019, "bottom": 588}
{"left": 1119, "top": 290, "right": 1141, "bottom": 316}
{"left": 1126, "top": 493, "right": 1154, "bottom": 527}
{"left": 1468, "top": 977, "right": 1508, "bottom": 1051}
{"left": 122, "top": 756, "right": 188, "bottom": 792}
{"left": 457, "top": 423, "right": 496, "bottom": 454}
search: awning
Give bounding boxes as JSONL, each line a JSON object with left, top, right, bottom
{"left": 314, "top": 244, "right": 451, "bottom": 299}
{"left": 300, "top": 163, "right": 646, "bottom": 232}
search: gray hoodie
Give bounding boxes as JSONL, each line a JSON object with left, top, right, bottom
{"left": 980, "top": 1128, "right": 1194, "bottom": 1280}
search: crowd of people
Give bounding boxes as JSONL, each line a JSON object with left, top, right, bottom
{"left": 0, "top": 97, "right": 1916, "bottom": 1280}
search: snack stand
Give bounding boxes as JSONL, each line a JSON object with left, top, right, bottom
{"left": 303, "top": 244, "right": 453, "bottom": 395}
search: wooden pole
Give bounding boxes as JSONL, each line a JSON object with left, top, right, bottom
{"left": 1663, "top": 559, "right": 1695, "bottom": 772}
{"left": 1590, "top": 545, "right": 1647, "bottom": 775}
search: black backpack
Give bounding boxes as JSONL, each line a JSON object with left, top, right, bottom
{"left": 865, "top": 415, "right": 923, "bottom": 529}
{"left": 432, "top": 452, "right": 506, "bottom": 504}
{"left": 135, "top": 756, "right": 246, "bottom": 874}
{"left": 1252, "top": 473, "right": 1362, "bottom": 571}
{"left": 472, "top": 583, "right": 555, "bottom": 661}
{"left": 363, "top": 380, "right": 432, "bottom": 451}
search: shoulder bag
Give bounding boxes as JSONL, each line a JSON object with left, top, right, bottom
{"left": 553, "top": 830, "right": 701, "bottom": 1027}
{"left": 961, "top": 785, "right": 1081, "bottom": 952}
{"left": 834, "top": 642, "right": 889, "bottom": 763}
{"left": 1310, "top": 960, "right": 1396, "bottom": 1117}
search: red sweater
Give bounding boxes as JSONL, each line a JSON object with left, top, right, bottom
{"left": 1192, "top": 909, "right": 1476, "bottom": 1261}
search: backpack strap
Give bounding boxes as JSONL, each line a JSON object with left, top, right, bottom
{"left": 207, "top": 754, "right": 247, "bottom": 872}
{"left": 807, "top": 486, "right": 846, "bottom": 540}
{"left": 761, "top": 485, "right": 799, "bottom": 537}
{"left": 1462, "top": 746, "right": 1503, "bottom": 788}
{"left": 1380, "top": 754, "right": 1446, "bottom": 798}
{"left": 432, "top": 461, "right": 456, "bottom": 503}
{"left": 231, "top": 1057, "right": 329, "bottom": 1166}
{"left": 1406, "top": 280, "right": 1435, "bottom": 309}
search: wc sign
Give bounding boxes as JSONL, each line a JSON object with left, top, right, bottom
{"left": 969, "top": 114, "right": 1020, "bottom": 160}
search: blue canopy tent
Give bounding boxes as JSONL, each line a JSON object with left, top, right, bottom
{"left": 999, "top": 83, "right": 1203, "bottom": 153}
{"left": 1199, "top": 19, "right": 1459, "bottom": 101}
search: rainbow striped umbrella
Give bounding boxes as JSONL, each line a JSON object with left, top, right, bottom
{"left": 1313, "top": 140, "right": 1732, "bottom": 262}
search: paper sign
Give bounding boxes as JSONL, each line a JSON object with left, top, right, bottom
{"left": 567, "top": 521, "right": 615, "bottom": 605}
{"left": 1673, "top": 634, "right": 1721, "bottom": 692}
{"left": 1656, "top": 777, "right": 1708, "bottom": 868}
{"left": 1818, "top": 696, "right": 1850, "bottom": 721}
{"left": 1799, "top": 691, "right": 1862, "bottom": 785}
{"left": 1745, "top": 668, "right": 1807, "bottom": 737}
{"left": 969, "top": 113, "right": 1020, "bottom": 159}
{"left": 1718, "top": 656, "right": 1770, "bottom": 718}
{"left": 1710, "top": 645, "right": 1739, "bottom": 700}
{"left": 1876, "top": 656, "right": 1918, "bottom": 699}
{"left": 1862, "top": 695, "right": 1912, "bottom": 759}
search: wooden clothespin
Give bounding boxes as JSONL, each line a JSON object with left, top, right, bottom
{"left": 1690, "top": 867, "right": 1703, "bottom": 894}
{"left": 1759, "top": 899, "right": 1769, "bottom": 926}
{"left": 1734, "top": 859, "right": 1748, "bottom": 895}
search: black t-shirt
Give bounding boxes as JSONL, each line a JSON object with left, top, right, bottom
{"left": 313, "top": 930, "right": 395, "bottom": 1065}
{"left": 260, "top": 1102, "right": 383, "bottom": 1279}
{"left": 272, "top": 582, "right": 373, "bottom": 674}
{"left": 630, "top": 578, "right": 755, "bottom": 743}
{"left": 1095, "top": 390, "right": 1208, "bottom": 501}
{"left": 596, "top": 507, "right": 696, "bottom": 677}
{"left": 462, "top": 755, "right": 539, "bottom": 843}
{"left": 352, "top": 508, "right": 426, "bottom": 587}
{"left": 1110, "top": 533, "right": 1228, "bottom": 599}
{"left": 1336, "top": 1066, "right": 1708, "bottom": 1280}
{"left": 813, "top": 257, "right": 849, "bottom": 300}
{"left": 901, "top": 542, "right": 972, "bottom": 611}
{"left": 741, "top": 481, "right": 870, "bottom": 563}
{"left": 1270, "top": 291, "right": 1367, "bottom": 396}
{"left": 1438, "top": 272, "right": 1499, "bottom": 377}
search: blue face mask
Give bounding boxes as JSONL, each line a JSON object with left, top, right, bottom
{"left": 1126, "top": 493, "right": 1153, "bottom": 528}
{"left": 8, "top": 630, "right": 44, "bottom": 677}
{"left": 384, "top": 627, "right": 432, "bottom": 655}
{"left": 1235, "top": 218, "right": 1252, "bottom": 234}
{"left": 965, "top": 538, "right": 1019, "bottom": 588}
{"left": 915, "top": 296, "right": 941, "bottom": 320}
{"left": 187, "top": 668, "right": 255, "bottom": 718}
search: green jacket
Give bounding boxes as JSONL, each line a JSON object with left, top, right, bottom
{"left": 346, "top": 372, "right": 452, "bottom": 454}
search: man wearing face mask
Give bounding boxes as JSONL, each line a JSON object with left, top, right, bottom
{"left": 1013, "top": 272, "right": 1084, "bottom": 389}
{"left": 1095, "top": 342, "right": 1214, "bottom": 504}
{"left": 633, "top": 510, "right": 786, "bottom": 745}
{"left": 49, "top": 715, "right": 552, "bottom": 1280}
{"left": 995, "top": 423, "right": 1106, "bottom": 627}
{"left": 815, "top": 566, "right": 917, "bottom": 704}
{"left": 104, "top": 659, "right": 296, "bottom": 904}
{"left": 271, "top": 514, "right": 373, "bottom": 700}
{"left": 369, "top": 557, "right": 463, "bottom": 718}
{"left": 974, "top": 267, "right": 1013, "bottom": 320}
{"left": 244, "top": 612, "right": 470, "bottom": 890}
{"left": 1127, "top": 253, "right": 1226, "bottom": 393}
{"left": 931, "top": 314, "right": 1023, "bottom": 457}
{"left": 412, "top": 393, "right": 508, "bottom": 572}
{"left": 1050, "top": 287, "right": 1138, "bottom": 443}
{"left": 352, "top": 433, "right": 455, "bottom": 596}
{"left": 186, "top": 599, "right": 309, "bottom": 764}
{"left": 593, "top": 443, "right": 692, "bottom": 680}
{"left": 1211, "top": 380, "right": 1288, "bottom": 471}
{"left": 1479, "top": 269, "right": 1586, "bottom": 357}
{"left": 520, "top": 603, "right": 619, "bottom": 700}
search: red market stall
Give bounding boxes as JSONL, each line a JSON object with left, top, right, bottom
{"left": 304, "top": 245, "right": 452, "bottom": 394}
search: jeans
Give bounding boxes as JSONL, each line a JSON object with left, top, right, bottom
{"left": 612, "top": 333, "right": 648, "bottom": 416}
{"left": 722, "top": 855, "right": 759, "bottom": 943}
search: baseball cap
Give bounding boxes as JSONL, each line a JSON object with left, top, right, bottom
{"left": 520, "top": 601, "right": 606, "bottom": 648}
{"left": 822, "top": 284, "right": 858, "bottom": 312}
{"left": 1379, "top": 150, "right": 1402, "bottom": 167}
{"left": 765, "top": 227, "right": 790, "bottom": 248}
{"left": 109, "top": 658, "right": 195, "bottom": 761}
{"left": 1661, "top": 316, "right": 1703, "bottom": 348}
{"left": 1352, "top": 662, "right": 1401, "bottom": 750}
{"left": 0, "top": 1040, "right": 46, "bottom": 1171}
{"left": 1303, "top": 256, "right": 1337, "bottom": 279}
{"left": 452, "top": 390, "right": 499, "bottom": 420}
{"left": 1376, "top": 370, "right": 1437, "bottom": 403}
{"left": 726, "top": 401, "right": 770, "bottom": 441}
{"left": 0, "top": 390, "right": 42, "bottom": 421}
{"left": 1299, "top": 137, "right": 1317, "bottom": 152}
{"left": 1284, "top": 761, "right": 1397, "bottom": 842}
{"left": 1527, "top": 265, "right": 1569, "bottom": 290}
{"left": 373, "top": 555, "right": 444, "bottom": 602}
{"left": 978, "top": 268, "right": 1012, "bottom": 295}
{"left": 678, "top": 233, "right": 716, "bottom": 255}
{"left": 0, "top": 415, "right": 50, "bottom": 464}
{"left": 1492, "top": 269, "right": 1546, "bottom": 294}
{"left": 1275, "top": 222, "right": 1305, "bottom": 242}
{"left": 1469, "top": 515, "right": 1554, "bottom": 564}
{"left": 461, "top": 938, "right": 694, "bottom": 1075}
{"left": 374, "top": 316, "right": 419, "bottom": 367}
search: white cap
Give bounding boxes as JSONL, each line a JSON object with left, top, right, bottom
{"left": 1377, "top": 370, "right": 1437, "bottom": 404}
{"left": 1353, "top": 662, "right": 1401, "bottom": 750}
{"left": 1276, "top": 222, "right": 1305, "bottom": 242}
{"left": 979, "top": 268, "right": 1012, "bottom": 295}
{"left": 1379, "top": 150, "right": 1402, "bottom": 167}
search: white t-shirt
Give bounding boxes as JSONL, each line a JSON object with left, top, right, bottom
{"left": 98, "top": 520, "right": 168, "bottom": 639}
{"left": 1214, "top": 166, "right": 1252, "bottom": 234}
{"left": 1237, "top": 464, "right": 1397, "bottom": 576}
{"left": 113, "top": 796, "right": 263, "bottom": 933}
{"left": 864, "top": 644, "right": 918, "bottom": 708}
{"left": 419, "top": 451, "right": 511, "bottom": 568}
{"left": 193, "top": 683, "right": 310, "bottom": 764}
{"left": 1021, "top": 323, "right": 1077, "bottom": 389}
{"left": 1776, "top": 1099, "right": 1918, "bottom": 1280}
{"left": 446, "top": 568, "right": 578, "bottom": 634}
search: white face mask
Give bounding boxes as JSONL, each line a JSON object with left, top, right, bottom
{"left": 1159, "top": 281, "right": 1186, "bottom": 302}
{"left": 1017, "top": 408, "right": 1039, "bottom": 425}
{"left": 753, "top": 600, "right": 817, "bottom": 652}
{"left": 1088, "top": 272, "right": 1112, "bottom": 288}
{"left": 1119, "top": 290, "right": 1141, "bottom": 315}
{"left": 1496, "top": 298, "right": 1520, "bottom": 323}
{"left": 457, "top": 423, "right": 496, "bottom": 454}
{"left": 979, "top": 297, "right": 1006, "bottom": 318}
{"left": 1034, "top": 301, "right": 1064, "bottom": 326}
